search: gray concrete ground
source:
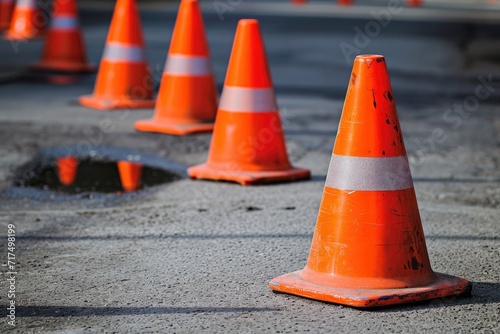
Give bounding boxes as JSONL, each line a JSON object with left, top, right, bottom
{"left": 0, "top": 1, "right": 499, "bottom": 333}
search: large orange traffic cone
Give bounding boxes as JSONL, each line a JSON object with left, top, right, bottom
{"left": 188, "top": 19, "right": 310, "bottom": 185}
{"left": 4, "top": 0, "right": 45, "bottom": 40}
{"left": 270, "top": 55, "right": 471, "bottom": 307}
{"left": 34, "top": 0, "right": 94, "bottom": 73}
{"left": 79, "top": 0, "right": 154, "bottom": 110}
{"left": 135, "top": 0, "right": 217, "bottom": 135}
{"left": 117, "top": 161, "right": 142, "bottom": 192}
{"left": 0, "top": 0, "right": 15, "bottom": 30}
{"left": 56, "top": 156, "right": 78, "bottom": 186}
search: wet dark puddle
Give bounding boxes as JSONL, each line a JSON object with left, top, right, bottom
{"left": 15, "top": 159, "right": 181, "bottom": 194}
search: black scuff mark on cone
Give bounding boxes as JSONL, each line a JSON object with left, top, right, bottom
{"left": 411, "top": 256, "right": 421, "bottom": 270}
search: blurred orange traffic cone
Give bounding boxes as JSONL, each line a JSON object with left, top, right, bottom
{"left": 188, "top": 19, "right": 310, "bottom": 185}
{"left": 338, "top": 0, "right": 353, "bottom": 5}
{"left": 56, "top": 156, "right": 78, "bottom": 186}
{"left": 79, "top": 0, "right": 154, "bottom": 110}
{"left": 0, "top": 0, "right": 15, "bottom": 30}
{"left": 34, "top": 0, "right": 95, "bottom": 73}
{"left": 270, "top": 55, "right": 471, "bottom": 308}
{"left": 291, "top": 0, "right": 307, "bottom": 4}
{"left": 408, "top": 0, "right": 422, "bottom": 6}
{"left": 117, "top": 161, "right": 142, "bottom": 192}
{"left": 4, "top": 0, "right": 45, "bottom": 40}
{"left": 135, "top": 0, "right": 217, "bottom": 135}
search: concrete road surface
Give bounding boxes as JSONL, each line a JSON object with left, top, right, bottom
{"left": 0, "top": 1, "right": 499, "bottom": 333}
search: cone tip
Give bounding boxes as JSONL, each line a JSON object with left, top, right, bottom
{"left": 355, "top": 54, "right": 385, "bottom": 62}
{"left": 238, "top": 19, "right": 260, "bottom": 27}
{"left": 180, "top": 0, "right": 199, "bottom": 5}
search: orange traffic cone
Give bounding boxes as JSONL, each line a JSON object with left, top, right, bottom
{"left": 56, "top": 156, "right": 78, "bottom": 186}
{"left": 134, "top": 0, "right": 217, "bottom": 135}
{"left": 338, "top": 0, "right": 353, "bottom": 5}
{"left": 33, "top": 0, "right": 95, "bottom": 73}
{"left": 408, "top": 0, "right": 422, "bottom": 6}
{"left": 188, "top": 19, "right": 310, "bottom": 185}
{"left": 4, "top": 0, "right": 45, "bottom": 40}
{"left": 270, "top": 55, "right": 471, "bottom": 307}
{"left": 79, "top": 0, "right": 155, "bottom": 110}
{"left": 117, "top": 161, "right": 142, "bottom": 192}
{"left": 0, "top": 0, "right": 15, "bottom": 30}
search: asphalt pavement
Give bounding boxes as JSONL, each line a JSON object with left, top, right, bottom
{"left": 0, "top": 1, "right": 499, "bottom": 333}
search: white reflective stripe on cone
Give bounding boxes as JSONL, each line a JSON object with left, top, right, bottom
{"left": 325, "top": 155, "right": 414, "bottom": 191}
{"left": 102, "top": 42, "right": 146, "bottom": 63}
{"left": 17, "top": 0, "right": 36, "bottom": 8}
{"left": 51, "top": 16, "right": 78, "bottom": 29}
{"left": 164, "top": 54, "right": 212, "bottom": 76}
{"left": 219, "top": 86, "right": 277, "bottom": 113}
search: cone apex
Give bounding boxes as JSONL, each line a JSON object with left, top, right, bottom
{"left": 355, "top": 54, "right": 385, "bottom": 62}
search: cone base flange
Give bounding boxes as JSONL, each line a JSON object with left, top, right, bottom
{"left": 188, "top": 163, "right": 311, "bottom": 185}
{"left": 270, "top": 270, "right": 472, "bottom": 308}
{"left": 33, "top": 61, "right": 96, "bottom": 74}
{"left": 79, "top": 95, "right": 155, "bottom": 111}
{"left": 135, "top": 118, "right": 214, "bottom": 136}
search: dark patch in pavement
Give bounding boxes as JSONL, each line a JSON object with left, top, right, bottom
{"left": 10, "top": 306, "right": 281, "bottom": 317}
{"left": 1, "top": 145, "right": 187, "bottom": 201}
{"left": 245, "top": 206, "right": 263, "bottom": 212}
{"left": 17, "top": 160, "right": 179, "bottom": 194}
{"left": 16, "top": 234, "right": 500, "bottom": 242}
{"left": 17, "top": 233, "right": 313, "bottom": 242}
